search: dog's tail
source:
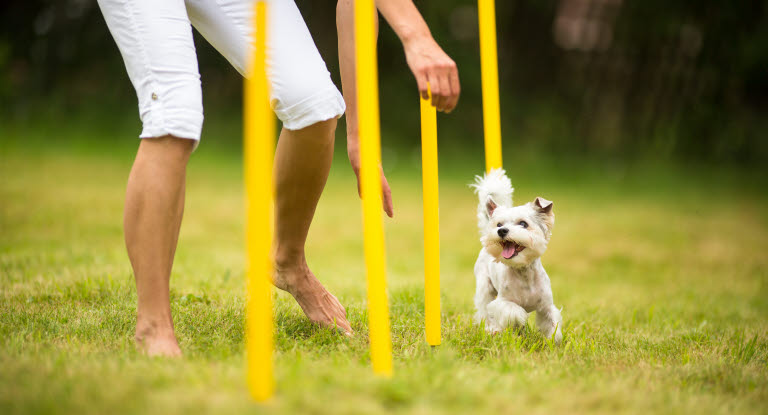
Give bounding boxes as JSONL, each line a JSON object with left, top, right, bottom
{"left": 470, "top": 168, "right": 513, "bottom": 233}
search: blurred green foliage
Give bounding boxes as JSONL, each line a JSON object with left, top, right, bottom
{"left": 1, "top": 0, "right": 767, "bottom": 161}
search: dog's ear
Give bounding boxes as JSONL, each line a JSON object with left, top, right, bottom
{"left": 532, "top": 197, "right": 554, "bottom": 237}
{"left": 534, "top": 197, "right": 553, "bottom": 214}
{"left": 486, "top": 197, "right": 498, "bottom": 217}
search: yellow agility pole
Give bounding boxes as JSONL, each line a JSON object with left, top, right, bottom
{"left": 354, "top": 0, "right": 393, "bottom": 376}
{"left": 478, "top": 0, "right": 503, "bottom": 172}
{"left": 244, "top": 0, "right": 274, "bottom": 401}
{"left": 420, "top": 87, "right": 441, "bottom": 346}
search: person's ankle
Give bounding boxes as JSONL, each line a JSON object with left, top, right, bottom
{"left": 135, "top": 313, "right": 175, "bottom": 339}
{"left": 274, "top": 248, "right": 308, "bottom": 273}
{"left": 273, "top": 252, "right": 314, "bottom": 291}
{"left": 134, "top": 316, "right": 181, "bottom": 357}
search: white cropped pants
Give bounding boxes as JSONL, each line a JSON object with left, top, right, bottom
{"left": 97, "top": 0, "right": 345, "bottom": 145}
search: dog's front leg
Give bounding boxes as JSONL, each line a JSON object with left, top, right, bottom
{"left": 473, "top": 275, "right": 497, "bottom": 325}
{"left": 485, "top": 298, "right": 528, "bottom": 334}
{"left": 536, "top": 304, "right": 563, "bottom": 344}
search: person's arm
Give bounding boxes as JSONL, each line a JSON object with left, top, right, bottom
{"left": 375, "top": 0, "right": 460, "bottom": 112}
{"left": 337, "top": 0, "right": 394, "bottom": 217}
{"left": 337, "top": 0, "right": 460, "bottom": 217}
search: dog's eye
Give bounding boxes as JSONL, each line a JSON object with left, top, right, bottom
{"left": 496, "top": 223, "right": 503, "bottom": 227}
{"left": 518, "top": 220, "right": 528, "bottom": 228}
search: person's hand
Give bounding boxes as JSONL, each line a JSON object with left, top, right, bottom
{"left": 348, "top": 142, "right": 394, "bottom": 218}
{"left": 402, "top": 35, "right": 460, "bottom": 113}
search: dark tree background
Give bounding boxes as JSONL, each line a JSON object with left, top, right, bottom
{"left": 1, "top": 0, "right": 766, "bottom": 161}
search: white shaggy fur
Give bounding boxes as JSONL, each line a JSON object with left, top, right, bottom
{"left": 471, "top": 169, "right": 563, "bottom": 343}
{"left": 472, "top": 168, "right": 513, "bottom": 233}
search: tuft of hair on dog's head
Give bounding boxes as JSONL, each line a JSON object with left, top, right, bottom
{"left": 481, "top": 196, "right": 556, "bottom": 267}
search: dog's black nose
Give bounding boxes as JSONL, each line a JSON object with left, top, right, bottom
{"left": 498, "top": 227, "right": 508, "bottom": 237}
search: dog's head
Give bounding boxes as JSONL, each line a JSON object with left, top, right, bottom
{"left": 481, "top": 196, "right": 554, "bottom": 267}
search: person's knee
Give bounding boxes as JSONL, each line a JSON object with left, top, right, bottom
{"left": 138, "top": 135, "right": 197, "bottom": 165}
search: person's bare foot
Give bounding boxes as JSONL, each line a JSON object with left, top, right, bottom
{"left": 135, "top": 320, "right": 182, "bottom": 357}
{"left": 274, "top": 262, "right": 352, "bottom": 334}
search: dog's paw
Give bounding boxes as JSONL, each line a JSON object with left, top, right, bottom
{"left": 484, "top": 321, "right": 502, "bottom": 335}
{"left": 487, "top": 299, "right": 527, "bottom": 329}
{"left": 539, "top": 321, "right": 563, "bottom": 345}
{"left": 473, "top": 311, "right": 488, "bottom": 326}
{"left": 546, "top": 329, "right": 563, "bottom": 345}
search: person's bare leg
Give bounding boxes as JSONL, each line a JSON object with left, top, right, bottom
{"left": 271, "top": 118, "right": 352, "bottom": 334}
{"left": 125, "top": 136, "right": 195, "bottom": 356}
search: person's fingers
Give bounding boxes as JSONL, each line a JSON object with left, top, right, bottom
{"left": 354, "top": 165, "right": 393, "bottom": 217}
{"left": 353, "top": 167, "right": 362, "bottom": 197}
{"left": 382, "top": 181, "right": 394, "bottom": 218}
{"left": 428, "top": 71, "right": 448, "bottom": 111}
{"left": 446, "top": 64, "right": 461, "bottom": 113}
{"left": 437, "top": 70, "right": 452, "bottom": 113}
{"left": 380, "top": 167, "right": 394, "bottom": 218}
{"left": 426, "top": 72, "right": 441, "bottom": 110}
{"left": 426, "top": 72, "right": 437, "bottom": 107}
{"left": 415, "top": 70, "right": 430, "bottom": 100}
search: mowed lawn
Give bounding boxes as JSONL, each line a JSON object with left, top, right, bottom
{"left": 1, "top": 124, "right": 767, "bottom": 414}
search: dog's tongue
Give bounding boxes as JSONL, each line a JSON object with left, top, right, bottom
{"left": 502, "top": 242, "right": 516, "bottom": 259}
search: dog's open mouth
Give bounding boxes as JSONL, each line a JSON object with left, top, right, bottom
{"left": 502, "top": 241, "right": 525, "bottom": 259}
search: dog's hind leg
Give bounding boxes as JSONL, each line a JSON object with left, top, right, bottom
{"left": 485, "top": 298, "right": 527, "bottom": 334}
{"left": 536, "top": 304, "right": 563, "bottom": 344}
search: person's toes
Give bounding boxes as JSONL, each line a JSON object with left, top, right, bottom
{"left": 320, "top": 303, "right": 351, "bottom": 334}
{"left": 324, "top": 293, "right": 352, "bottom": 333}
{"left": 325, "top": 292, "right": 345, "bottom": 314}
{"left": 279, "top": 268, "right": 353, "bottom": 335}
{"left": 332, "top": 313, "right": 352, "bottom": 334}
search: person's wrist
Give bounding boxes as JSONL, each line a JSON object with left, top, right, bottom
{"left": 398, "top": 25, "right": 431, "bottom": 49}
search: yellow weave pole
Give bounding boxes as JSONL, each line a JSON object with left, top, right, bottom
{"left": 244, "top": 0, "right": 274, "bottom": 401}
{"left": 354, "top": 0, "right": 393, "bottom": 376}
{"left": 420, "top": 87, "right": 441, "bottom": 346}
{"left": 478, "top": 0, "right": 503, "bottom": 172}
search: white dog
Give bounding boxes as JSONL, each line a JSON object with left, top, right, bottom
{"left": 471, "top": 169, "right": 563, "bottom": 343}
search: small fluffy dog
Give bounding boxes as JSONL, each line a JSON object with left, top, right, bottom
{"left": 471, "top": 169, "right": 563, "bottom": 343}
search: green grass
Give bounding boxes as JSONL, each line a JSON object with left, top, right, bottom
{"left": 1, "top": 119, "right": 767, "bottom": 414}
